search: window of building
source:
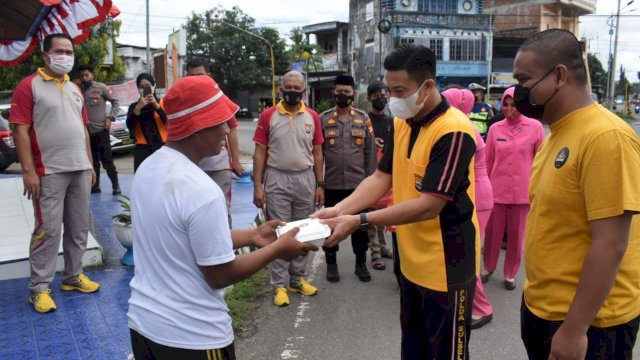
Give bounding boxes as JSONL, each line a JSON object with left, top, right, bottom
{"left": 366, "top": 2, "right": 374, "bottom": 21}
{"left": 449, "top": 39, "right": 485, "bottom": 61}
{"left": 429, "top": 39, "right": 443, "bottom": 60}
{"left": 365, "top": 41, "right": 375, "bottom": 65}
{"left": 417, "top": 0, "right": 457, "bottom": 13}
{"left": 382, "top": 0, "right": 395, "bottom": 10}
{"left": 400, "top": 37, "right": 415, "bottom": 44}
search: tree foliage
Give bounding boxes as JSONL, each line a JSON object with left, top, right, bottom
{"left": 288, "top": 26, "right": 323, "bottom": 72}
{"left": 615, "top": 64, "right": 631, "bottom": 97}
{"left": 72, "top": 19, "right": 126, "bottom": 83}
{"left": 0, "top": 20, "right": 125, "bottom": 96}
{"left": 184, "top": 6, "right": 289, "bottom": 98}
{"left": 587, "top": 54, "right": 607, "bottom": 95}
{"left": 0, "top": 54, "right": 42, "bottom": 98}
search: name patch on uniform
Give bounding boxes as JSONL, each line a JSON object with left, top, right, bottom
{"left": 327, "top": 130, "right": 337, "bottom": 137}
{"left": 554, "top": 147, "right": 570, "bottom": 168}
{"left": 352, "top": 130, "right": 365, "bottom": 137}
{"left": 72, "top": 92, "right": 83, "bottom": 104}
{"left": 365, "top": 119, "right": 374, "bottom": 134}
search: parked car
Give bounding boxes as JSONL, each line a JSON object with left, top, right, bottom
{"left": 109, "top": 105, "right": 135, "bottom": 153}
{"left": 0, "top": 104, "right": 17, "bottom": 172}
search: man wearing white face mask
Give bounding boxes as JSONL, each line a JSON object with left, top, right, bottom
{"left": 10, "top": 33, "right": 100, "bottom": 314}
{"left": 312, "top": 44, "right": 479, "bottom": 359}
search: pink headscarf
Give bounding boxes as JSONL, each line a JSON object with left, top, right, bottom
{"left": 442, "top": 88, "right": 474, "bottom": 116}
{"left": 500, "top": 86, "right": 521, "bottom": 121}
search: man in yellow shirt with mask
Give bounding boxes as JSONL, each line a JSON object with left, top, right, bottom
{"left": 513, "top": 29, "right": 640, "bottom": 360}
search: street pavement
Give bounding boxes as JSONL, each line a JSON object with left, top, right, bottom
{"left": 235, "top": 244, "right": 530, "bottom": 360}
{"left": 233, "top": 117, "right": 640, "bottom": 359}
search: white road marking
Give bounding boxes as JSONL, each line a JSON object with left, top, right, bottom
{"left": 280, "top": 250, "right": 323, "bottom": 359}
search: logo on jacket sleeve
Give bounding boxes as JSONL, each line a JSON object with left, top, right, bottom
{"left": 554, "top": 147, "right": 570, "bottom": 168}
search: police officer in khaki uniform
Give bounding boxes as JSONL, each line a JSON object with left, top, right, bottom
{"left": 320, "top": 75, "right": 377, "bottom": 282}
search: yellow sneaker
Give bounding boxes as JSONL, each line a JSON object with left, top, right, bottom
{"left": 273, "top": 288, "right": 290, "bottom": 307}
{"left": 29, "top": 289, "right": 57, "bottom": 313}
{"left": 61, "top": 273, "right": 100, "bottom": 293}
{"left": 288, "top": 277, "right": 318, "bottom": 296}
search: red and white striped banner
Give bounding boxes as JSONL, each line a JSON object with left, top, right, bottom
{"left": 0, "top": 0, "right": 114, "bottom": 67}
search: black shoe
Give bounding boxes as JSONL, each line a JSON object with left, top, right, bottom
{"left": 505, "top": 279, "right": 516, "bottom": 290}
{"left": 481, "top": 271, "right": 493, "bottom": 283}
{"left": 471, "top": 314, "right": 493, "bottom": 329}
{"left": 355, "top": 263, "right": 371, "bottom": 282}
{"left": 91, "top": 187, "right": 101, "bottom": 194}
{"left": 326, "top": 263, "right": 340, "bottom": 282}
{"left": 112, "top": 186, "right": 122, "bottom": 195}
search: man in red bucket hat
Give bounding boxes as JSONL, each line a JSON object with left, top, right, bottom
{"left": 127, "top": 75, "right": 318, "bottom": 359}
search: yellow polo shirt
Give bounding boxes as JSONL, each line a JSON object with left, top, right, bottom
{"left": 524, "top": 103, "right": 640, "bottom": 327}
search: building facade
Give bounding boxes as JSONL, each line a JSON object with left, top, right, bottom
{"left": 485, "top": 0, "right": 595, "bottom": 104}
{"left": 350, "top": 0, "right": 493, "bottom": 102}
{"left": 302, "top": 22, "right": 351, "bottom": 109}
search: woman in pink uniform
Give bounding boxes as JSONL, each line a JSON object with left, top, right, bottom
{"left": 442, "top": 88, "right": 494, "bottom": 329}
{"left": 482, "top": 86, "right": 545, "bottom": 290}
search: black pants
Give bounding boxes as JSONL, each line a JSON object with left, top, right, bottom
{"left": 89, "top": 130, "right": 118, "bottom": 189}
{"left": 133, "top": 143, "right": 163, "bottom": 173}
{"left": 521, "top": 300, "right": 640, "bottom": 360}
{"left": 391, "top": 232, "right": 401, "bottom": 287}
{"left": 400, "top": 275, "right": 475, "bottom": 360}
{"left": 322, "top": 189, "right": 369, "bottom": 258}
{"left": 130, "top": 329, "right": 236, "bottom": 360}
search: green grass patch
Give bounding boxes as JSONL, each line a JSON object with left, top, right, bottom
{"left": 225, "top": 268, "right": 269, "bottom": 333}
{"left": 615, "top": 112, "right": 636, "bottom": 122}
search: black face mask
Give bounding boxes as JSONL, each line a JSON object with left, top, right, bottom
{"left": 81, "top": 80, "right": 92, "bottom": 89}
{"left": 334, "top": 93, "right": 354, "bottom": 108}
{"left": 283, "top": 90, "right": 303, "bottom": 106}
{"left": 513, "top": 66, "right": 559, "bottom": 120}
{"left": 372, "top": 97, "right": 387, "bottom": 111}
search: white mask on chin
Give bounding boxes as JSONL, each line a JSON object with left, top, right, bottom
{"left": 388, "top": 81, "right": 428, "bottom": 119}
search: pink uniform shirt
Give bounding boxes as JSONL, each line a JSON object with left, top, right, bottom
{"left": 474, "top": 131, "right": 494, "bottom": 211}
{"left": 485, "top": 88, "right": 546, "bottom": 205}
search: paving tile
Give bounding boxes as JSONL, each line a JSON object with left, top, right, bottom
{"left": 0, "top": 173, "right": 256, "bottom": 359}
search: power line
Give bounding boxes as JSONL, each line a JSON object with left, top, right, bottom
{"left": 122, "top": 3, "right": 146, "bottom": 35}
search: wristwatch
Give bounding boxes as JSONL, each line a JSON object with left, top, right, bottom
{"left": 359, "top": 212, "right": 370, "bottom": 232}
{"left": 316, "top": 181, "right": 325, "bottom": 188}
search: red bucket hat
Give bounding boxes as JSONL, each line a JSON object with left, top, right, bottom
{"left": 164, "top": 76, "right": 239, "bottom": 141}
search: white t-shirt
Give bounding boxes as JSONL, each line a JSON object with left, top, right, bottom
{"left": 127, "top": 146, "right": 235, "bottom": 350}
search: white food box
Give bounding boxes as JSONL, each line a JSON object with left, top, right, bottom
{"left": 276, "top": 218, "right": 331, "bottom": 247}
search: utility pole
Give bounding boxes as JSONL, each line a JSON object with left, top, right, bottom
{"left": 146, "top": 0, "right": 151, "bottom": 73}
{"left": 609, "top": 0, "right": 622, "bottom": 109}
{"left": 606, "top": 15, "right": 614, "bottom": 107}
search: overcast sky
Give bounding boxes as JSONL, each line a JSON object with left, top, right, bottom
{"left": 116, "top": 0, "right": 639, "bottom": 82}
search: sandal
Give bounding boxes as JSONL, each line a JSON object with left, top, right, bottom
{"left": 380, "top": 247, "right": 393, "bottom": 259}
{"left": 372, "top": 258, "right": 386, "bottom": 270}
